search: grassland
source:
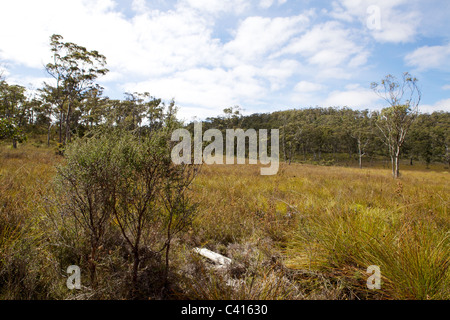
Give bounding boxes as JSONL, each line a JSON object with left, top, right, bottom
{"left": 0, "top": 141, "right": 448, "bottom": 300}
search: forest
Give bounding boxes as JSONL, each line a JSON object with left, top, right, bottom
{"left": 0, "top": 35, "right": 449, "bottom": 301}
{"left": 201, "top": 106, "right": 450, "bottom": 168}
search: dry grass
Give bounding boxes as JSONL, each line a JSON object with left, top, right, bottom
{"left": 190, "top": 162, "right": 449, "bottom": 300}
{"left": 0, "top": 143, "right": 65, "bottom": 299}
{"left": 1, "top": 141, "right": 448, "bottom": 300}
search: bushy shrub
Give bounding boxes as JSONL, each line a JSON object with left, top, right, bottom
{"left": 55, "top": 128, "right": 199, "bottom": 298}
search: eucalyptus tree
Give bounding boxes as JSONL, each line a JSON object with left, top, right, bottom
{"left": 78, "top": 85, "right": 107, "bottom": 130}
{"left": 0, "top": 80, "right": 28, "bottom": 147}
{"left": 432, "top": 112, "right": 450, "bottom": 167}
{"left": 371, "top": 72, "right": 421, "bottom": 178}
{"left": 347, "top": 109, "right": 373, "bottom": 169}
{"left": 43, "top": 34, "right": 108, "bottom": 144}
{"left": 0, "top": 118, "right": 26, "bottom": 147}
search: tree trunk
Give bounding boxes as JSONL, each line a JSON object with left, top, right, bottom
{"left": 59, "top": 110, "right": 63, "bottom": 144}
{"left": 393, "top": 148, "right": 400, "bottom": 178}
{"left": 47, "top": 123, "right": 52, "bottom": 147}
{"left": 391, "top": 156, "right": 395, "bottom": 178}
{"left": 65, "top": 101, "right": 71, "bottom": 145}
{"left": 89, "top": 244, "right": 97, "bottom": 288}
{"left": 395, "top": 156, "right": 400, "bottom": 178}
{"left": 446, "top": 144, "right": 450, "bottom": 167}
{"left": 132, "top": 251, "right": 140, "bottom": 297}
{"left": 164, "top": 241, "right": 171, "bottom": 291}
{"left": 358, "top": 140, "right": 362, "bottom": 169}
{"left": 288, "top": 145, "right": 293, "bottom": 165}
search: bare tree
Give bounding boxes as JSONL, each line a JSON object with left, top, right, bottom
{"left": 371, "top": 72, "right": 421, "bottom": 178}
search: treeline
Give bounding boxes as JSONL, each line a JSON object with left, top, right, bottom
{"left": 199, "top": 106, "right": 450, "bottom": 168}
{"left": 0, "top": 76, "right": 178, "bottom": 142}
{"left": 0, "top": 34, "right": 179, "bottom": 149}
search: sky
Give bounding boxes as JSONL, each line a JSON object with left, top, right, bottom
{"left": 0, "top": 0, "right": 449, "bottom": 122}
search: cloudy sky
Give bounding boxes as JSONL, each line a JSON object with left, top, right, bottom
{"left": 0, "top": 0, "right": 449, "bottom": 121}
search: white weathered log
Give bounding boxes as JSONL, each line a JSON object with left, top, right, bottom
{"left": 193, "top": 248, "right": 232, "bottom": 266}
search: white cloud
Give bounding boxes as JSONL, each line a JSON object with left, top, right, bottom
{"left": 131, "top": 0, "right": 149, "bottom": 12}
{"left": 290, "top": 81, "right": 325, "bottom": 106}
{"left": 290, "top": 83, "right": 382, "bottom": 109}
{"left": 442, "top": 85, "right": 450, "bottom": 91}
{"left": 348, "top": 51, "right": 370, "bottom": 68}
{"left": 0, "top": 0, "right": 130, "bottom": 69}
{"left": 0, "top": 0, "right": 226, "bottom": 76}
{"left": 9, "top": 76, "right": 55, "bottom": 90}
{"left": 420, "top": 98, "right": 450, "bottom": 113}
{"left": 122, "top": 67, "right": 266, "bottom": 111}
{"left": 334, "top": 0, "right": 421, "bottom": 43}
{"left": 279, "top": 21, "right": 367, "bottom": 69}
{"left": 0, "top": 65, "right": 10, "bottom": 78}
{"left": 259, "top": 0, "right": 287, "bottom": 9}
{"left": 323, "top": 86, "right": 381, "bottom": 109}
{"left": 225, "top": 14, "right": 311, "bottom": 63}
{"left": 405, "top": 44, "right": 450, "bottom": 71}
{"left": 294, "top": 81, "right": 324, "bottom": 93}
{"left": 179, "top": 0, "right": 249, "bottom": 14}
{"left": 316, "top": 67, "right": 353, "bottom": 80}
{"left": 0, "top": 0, "right": 227, "bottom": 89}
{"left": 260, "top": 59, "right": 301, "bottom": 91}
{"left": 328, "top": 2, "right": 354, "bottom": 22}
{"left": 259, "top": 0, "right": 275, "bottom": 9}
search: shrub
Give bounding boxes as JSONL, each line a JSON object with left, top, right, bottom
{"left": 55, "top": 128, "right": 199, "bottom": 298}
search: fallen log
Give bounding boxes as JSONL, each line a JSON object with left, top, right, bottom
{"left": 193, "top": 248, "right": 232, "bottom": 267}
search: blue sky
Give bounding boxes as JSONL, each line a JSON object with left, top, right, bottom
{"left": 0, "top": 0, "right": 449, "bottom": 121}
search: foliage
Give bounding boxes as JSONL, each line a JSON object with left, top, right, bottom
{"left": 56, "top": 127, "right": 199, "bottom": 297}
{"left": 43, "top": 34, "right": 109, "bottom": 144}
{"left": 0, "top": 118, "right": 26, "bottom": 144}
{"left": 371, "top": 73, "right": 421, "bottom": 178}
{"left": 201, "top": 106, "right": 449, "bottom": 168}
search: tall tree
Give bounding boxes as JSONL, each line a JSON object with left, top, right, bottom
{"left": 349, "top": 110, "right": 373, "bottom": 169}
{"left": 44, "top": 34, "right": 108, "bottom": 144}
{"left": 0, "top": 80, "right": 28, "bottom": 147}
{"left": 371, "top": 72, "right": 421, "bottom": 178}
